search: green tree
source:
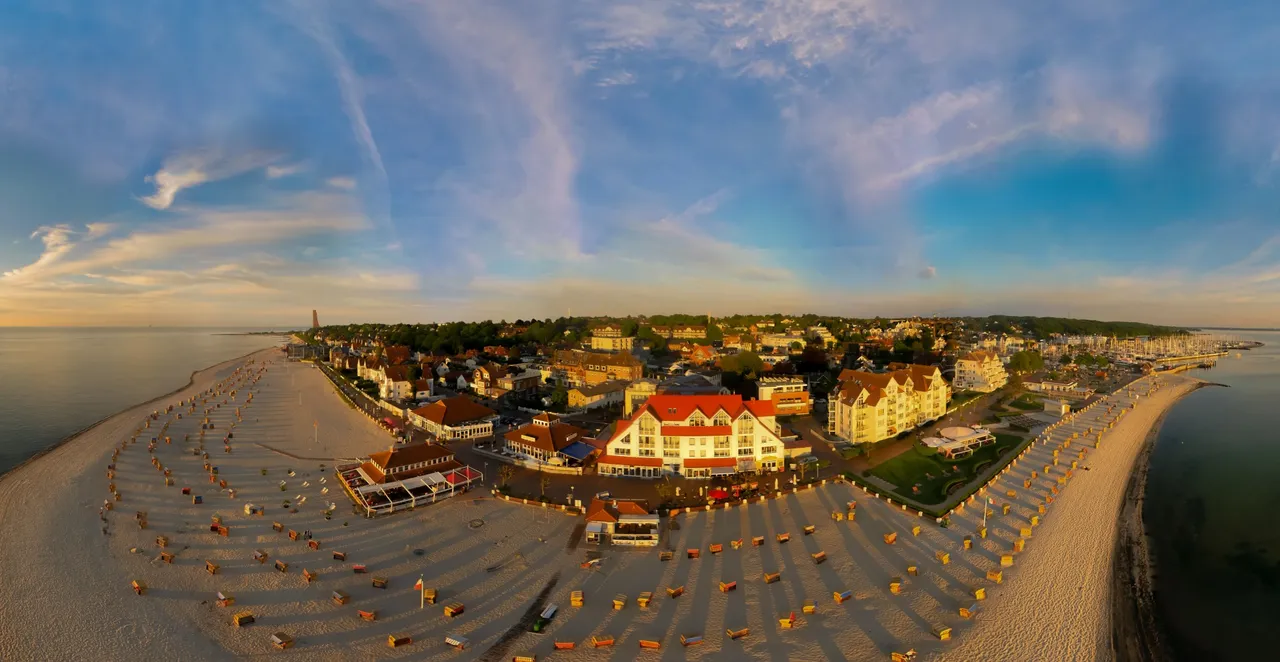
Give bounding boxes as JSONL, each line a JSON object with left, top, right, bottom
{"left": 789, "top": 341, "right": 804, "bottom": 351}
{"left": 550, "top": 384, "right": 569, "bottom": 407}
{"left": 706, "top": 325, "right": 723, "bottom": 342}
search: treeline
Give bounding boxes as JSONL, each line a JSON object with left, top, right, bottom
{"left": 302, "top": 319, "right": 596, "bottom": 355}
{"left": 966, "top": 316, "right": 1186, "bottom": 339}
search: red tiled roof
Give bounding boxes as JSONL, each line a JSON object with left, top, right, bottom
{"left": 683, "top": 457, "right": 736, "bottom": 468}
{"left": 597, "top": 455, "right": 663, "bottom": 467}
{"left": 638, "top": 394, "right": 775, "bottom": 422}
{"left": 411, "top": 396, "right": 497, "bottom": 426}
{"left": 368, "top": 443, "right": 454, "bottom": 473}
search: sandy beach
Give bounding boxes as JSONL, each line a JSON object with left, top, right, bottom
{"left": 0, "top": 351, "right": 1199, "bottom": 661}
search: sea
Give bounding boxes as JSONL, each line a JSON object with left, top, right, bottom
{"left": 1144, "top": 330, "right": 1280, "bottom": 660}
{"left": 0, "top": 327, "right": 283, "bottom": 475}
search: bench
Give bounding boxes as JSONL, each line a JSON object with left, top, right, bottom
{"left": 358, "top": 609, "right": 377, "bottom": 621}
{"left": 637, "top": 591, "right": 652, "bottom": 608}
{"left": 444, "top": 635, "right": 469, "bottom": 650}
{"left": 687, "top": 549, "right": 700, "bottom": 559}
{"left": 444, "top": 603, "right": 465, "bottom": 618}
{"left": 731, "top": 538, "right": 743, "bottom": 549}
{"left": 387, "top": 634, "right": 412, "bottom": 648}
{"left": 764, "top": 572, "right": 781, "bottom": 584}
{"left": 889, "top": 577, "right": 903, "bottom": 594}
{"left": 272, "top": 522, "right": 284, "bottom": 532}
{"left": 160, "top": 552, "right": 175, "bottom": 564}
{"left": 658, "top": 551, "right": 672, "bottom": 561}
{"left": 205, "top": 561, "right": 220, "bottom": 575}
{"left": 275, "top": 560, "right": 289, "bottom": 573}
{"left": 332, "top": 551, "right": 346, "bottom": 561}
{"left": 680, "top": 634, "right": 703, "bottom": 647}
{"left": 253, "top": 550, "right": 269, "bottom": 563}
{"left": 216, "top": 592, "right": 235, "bottom": 608}
{"left": 802, "top": 599, "right": 815, "bottom": 614}
{"left": 302, "top": 569, "right": 317, "bottom": 583}
{"left": 776, "top": 533, "right": 790, "bottom": 543}
{"left": 331, "top": 591, "right": 349, "bottom": 606}
{"left": 570, "top": 590, "right": 583, "bottom": 607}
{"left": 812, "top": 551, "right": 826, "bottom": 565}
{"left": 803, "top": 525, "right": 816, "bottom": 535}
{"left": 986, "top": 569, "right": 1003, "bottom": 584}
{"left": 639, "top": 639, "right": 661, "bottom": 650}
{"left": 232, "top": 611, "right": 254, "bottom": 627}
{"left": 834, "top": 590, "right": 852, "bottom": 604}
{"left": 613, "top": 594, "right": 626, "bottom": 610}
{"left": 270, "top": 633, "right": 293, "bottom": 650}
{"left": 666, "top": 585, "right": 684, "bottom": 599}
{"left": 352, "top": 564, "right": 367, "bottom": 574}
{"left": 553, "top": 641, "right": 575, "bottom": 650}
{"left": 423, "top": 588, "right": 437, "bottom": 605}
{"left": 131, "top": 580, "right": 147, "bottom": 596}
{"left": 727, "top": 627, "right": 750, "bottom": 640}
{"left": 512, "top": 655, "right": 535, "bottom": 662}
{"left": 752, "top": 536, "right": 764, "bottom": 546}
{"left": 709, "top": 543, "right": 723, "bottom": 554}
{"left": 591, "top": 635, "right": 614, "bottom": 648}
{"left": 959, "top": 603, "right": 979, "bottom": 619}
{"left": 934, "top": 626, "right": 952, "bottom": 641}
{"left": 372, "top": 577, "right": 388, "bottom": 589}
{"left": 719, "top": 581, "right": 737, "bottom": 593}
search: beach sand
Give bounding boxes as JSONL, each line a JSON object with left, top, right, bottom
{"left": 0, "top": 352, "right": 1198, "bottom": 661}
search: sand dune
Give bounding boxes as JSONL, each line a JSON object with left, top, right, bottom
{"left": 0, "top": 352, "right": 1196, "bottom": 661}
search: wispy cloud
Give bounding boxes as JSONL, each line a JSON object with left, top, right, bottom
{"left": 266, "top": 163, "right": 306, "bottom": 179}
{"left": 140, "top": 150, "right": 280, "bottom": 210}
{"left": 326, "top": 176, "right": 357, "bottom": 190}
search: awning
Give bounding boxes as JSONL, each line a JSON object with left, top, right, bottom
{"left": 558, "top": 441, "right": 594, "bottom": 461}
{"left": 710, "top": 467, "right": 736, "bottom": 476}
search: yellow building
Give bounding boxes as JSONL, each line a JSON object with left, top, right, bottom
{"left": 954, "top": 351, "right": 1009, "bottom": 393}
{"left": 590, "top": 323, "right": 637, "bottom": 353}
{"left": 827, "top": 365, "right": 949, "bottom": 443}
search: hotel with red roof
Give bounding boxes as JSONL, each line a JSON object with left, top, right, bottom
{"left": 597, "top": 394, "right": 788, "bottom": 478}
{"left": 827, "top": 365, "right": 950, "bottom": 443}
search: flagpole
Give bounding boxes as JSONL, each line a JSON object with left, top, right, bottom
{"left": 419, "top": 575, "right": 425, "bottom": 609}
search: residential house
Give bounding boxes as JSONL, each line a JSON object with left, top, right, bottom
{"left": 953, "top": 351, "right": 1009, "bottom": 393}
{"left": 497, "top": 368, "right": 541, "bottom": 394}
{"left": 827, "top": 365, "right": 949, "bottom": 444}
{"left": 378, "top": 365, "right": 415, "bottom": 401}
{"left": 413, "top": 379, "right": 435, "bottom": 401}
{"left": 357, "top": 357, "right": 383, "bottom": 380}
{"left": 688, "top": 344, "right": 718, "bottom": 365}
{"left": 756, "top": 376, "right": 812, "bottom": 416}
{"left": 407, "top": 396, "right": 498, "bottom": 441}
{"left": 584, "top": 499, "right": 659, "bottom": 546}
{"left": 589, "top": 323, "right": 637, "bottom": 353}
{"left": 384, "top": 345, "right": 413, "bottom": 366}
{"left": 503, "top": 413, "right": 594, "bottom": 465}
{"left": 597, "top": 394, "right": 789, "bottom": 479}
{"left": 472, "top": 364, "right": 509, "bottom": 399}
{"left": 568, "top": 380, "right": 630, "bottom": 410}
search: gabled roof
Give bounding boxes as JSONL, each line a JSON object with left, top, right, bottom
{"left": 383, "top": 365, "right": 410, "bottom": 382}
{"left": 636, "top": 394, "right": 775, "bottom": 422}
{"left": 836, "top": 364, "right": 943, "bottom": 405}
{"left": 960, "top": 350, "right": 999, "bottom": 363}
{"left": 411, "top": 396, "right": 497, "bottom": 426}
{"left": 368, "top": 443, "right": 454, "bottom": 474}
{"left": 585, "top": 498, "right": 651, "bottom": 522}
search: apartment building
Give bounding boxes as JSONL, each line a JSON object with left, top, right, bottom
{"left": 589, "top": 323, "right": 637, "bottom": 353}
{"left": 953, "top": 350, "right": 1009, "bottom": 393}
{"left": 827, "top": 365, "right": 949, "bottom": 444}
{"left": 597, "top": 394, "right": 788, "bottom": 478}
{"left": 671, "top": 325, "right": 707, "bottom": 340}
{"left": 756, "top": 375, "right": 812, "bottom": 416}
{"left": 552, "top": 350, "right": 644, "bottom": 387}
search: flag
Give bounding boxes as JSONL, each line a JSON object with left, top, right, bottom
{"left": 414, "top": 577, "right": 423, "bottom": 591}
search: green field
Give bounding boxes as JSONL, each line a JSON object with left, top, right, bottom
{"left": 869, "top": 433, "right": 1024, "bottom": 504}
{"left": 1008, "top": 394, "right": 1043, "bottom": 410}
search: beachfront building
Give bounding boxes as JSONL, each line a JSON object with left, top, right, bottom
{"left": 756, "top": 375, "right": 812, "bottom": 416}
{"left": 335, "top": 443, "right": 483, "bottom": 516}
{"left": 568, "top": 380, "right": 630, "bottom": 410}
{"left": 552, "top": 350, "right": 644, "bottom": 387}
{"left": 597, "top": 394, "right": 787, "bottom": 479}
{"left": 502, "top": 413, "right": 595, "bottom": 466}
{"left": 589, "top": 324, "right": 637, "bottom": 353}
{"left": 624, "top": 378, "right": 660, "bottom": 417}
{"left": 584, "top": 499, "right": 660, "bottom": 546}
{"left": 407, "top": 396, "right": 498, "bottom": 441}
{"left": 921, "top": 426, "right": 996, "bottom": 459}
{"left": 953, "top": 351, "right": 1009, "bottom": 393}
{"left": 827, "top": 365, "right": 949, "bottom": 444}
{"left": 376, "top": 365, "right": 414, "bottom": 401}
{"left": 498, "top": 368, "right": 541, "bottom": 395}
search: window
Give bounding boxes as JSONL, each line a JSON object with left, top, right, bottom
{"left": 737, "top": 447, "right": 754, "bottom": 456}
{"left": 761, "top": 445, "right": 777, "bottom": 455}
{"left": 714, "top": 436, "right": 730, "bottom": 449}
{"left": 689, "top": 412, "right": 705, "bottom": 426}
{"left": 713, "top": 412, "right": 730, "bottom": 426}
{"left": 737, "top": 417, "right": 754, "bottom": 433}
{"left": 638, "top": 447, "right": 655, "bottom": 457}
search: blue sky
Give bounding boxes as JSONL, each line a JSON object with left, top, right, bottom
{"left": 1, "top": 1, "right": 1278, "bottom": 327}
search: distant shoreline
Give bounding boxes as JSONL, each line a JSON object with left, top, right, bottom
{"left": 0, "top": 347, "right": 272, "bottom": 481}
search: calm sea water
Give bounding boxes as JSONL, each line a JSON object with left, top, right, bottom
{"left": 0, "top": 328, "right": 283, "bottom": 475}
{"left": 1144, "top": 330, "right": 1280, "bottom": 660}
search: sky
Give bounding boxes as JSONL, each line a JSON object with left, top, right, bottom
{"left": 1, "top": 1, "right": 1279, "bottom": 328}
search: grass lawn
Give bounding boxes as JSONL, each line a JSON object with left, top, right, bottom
{"left": 869, "top": 434, "right": 1024, "bottom": 504}
{"left": 1008, "top": 394, "right": 1043, "bottom": 410}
